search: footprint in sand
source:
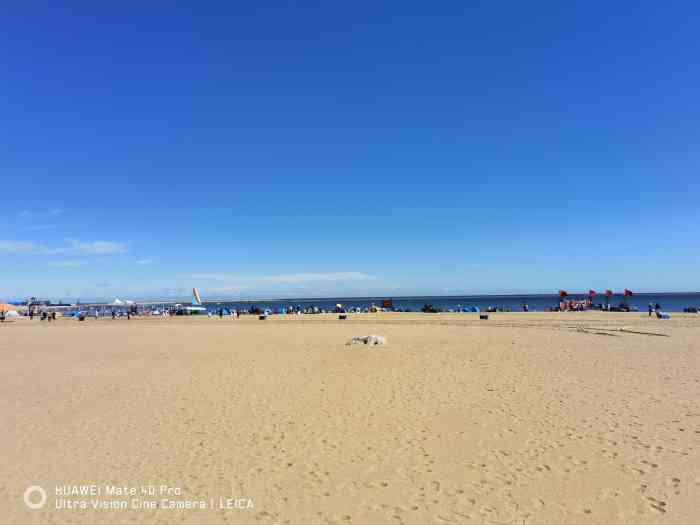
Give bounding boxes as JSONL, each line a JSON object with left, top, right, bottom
{"left": 647, "top": 496, "right": 667, "bottom": 514}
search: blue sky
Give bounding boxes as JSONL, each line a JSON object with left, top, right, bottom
{"left": 2, "top": 1, "right": 699, "bottom": 301}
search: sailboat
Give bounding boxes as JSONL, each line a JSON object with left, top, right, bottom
{"left": 178, "top": 288, "right": 207, "bottom": 315}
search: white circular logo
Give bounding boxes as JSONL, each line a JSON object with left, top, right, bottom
{"left": 24, "top": 485, "right": 47, "bottom": 510}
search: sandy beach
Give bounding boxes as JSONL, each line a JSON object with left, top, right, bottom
{"left": 2, "top": 312, "right": 699, "bottom": 524}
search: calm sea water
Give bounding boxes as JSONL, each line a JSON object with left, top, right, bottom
{"left": 203, "top": 293, "right": 700, "bottom": 313}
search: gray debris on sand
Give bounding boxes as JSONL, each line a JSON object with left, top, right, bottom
{"left": 347, "top": 335, "right": 387, "bottom": 346}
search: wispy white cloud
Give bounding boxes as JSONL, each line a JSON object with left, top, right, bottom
{"left": 0, "top": 241, "right": 40, "bottom": 254}
{"left": 64, "top": 239, "right": 128, "bottom": 255}
{"left": 259, "top": 272, "right": 375, "bottom": 284}
{"left": 186, "top": 273, "right": 233, "bottom": 281}
{"left": 136, "top": 258, "right": 153, "bottom": 265}
{"left": 49, "top": 208, "right": 64, "bottom": 216}
{"left": 186, "top": 272, "right": 375, "bottom": 284}
{"left": 48, "top": 261, "right": 84, "bottom": 268}
{"left": 0, "top": 239, "right": 128, "bottom": 255}
{"left": 174, "top": 271, "right": 381, "bottom": 300}
{"left": 207, "top": 285, "right": 251, "bottom": 295}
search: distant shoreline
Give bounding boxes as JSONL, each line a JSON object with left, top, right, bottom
{"left": 10, "top": 291, "right": 699, "bottom": 310}
{"left": 96, "top": 291, "right": 700, "bottom": 304}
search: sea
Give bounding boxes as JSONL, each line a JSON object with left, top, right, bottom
{"left": 202, "top": 293, "right": 700, "bottom": 314}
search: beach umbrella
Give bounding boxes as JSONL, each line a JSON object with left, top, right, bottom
{"left": 559, "top": 290, "right": 569, "bottom": 298}
{"left": 623, "top": 289, "right": 633, "bottom": 305}
{"left": 588, "top": 290, "right": 597, "bottom": 304}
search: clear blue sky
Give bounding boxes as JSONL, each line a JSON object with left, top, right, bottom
{"left": 2, "top": 1, "right": 699, "bottom": 301}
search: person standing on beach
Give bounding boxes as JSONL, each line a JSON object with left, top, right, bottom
{"left": 648, "top": 302, "right": 654, "bottom": 317}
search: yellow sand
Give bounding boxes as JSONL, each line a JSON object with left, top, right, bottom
{"left": 2, "top": 312, "right": 699, "bottom": 524}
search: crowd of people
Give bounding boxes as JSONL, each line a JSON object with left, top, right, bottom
{"left": 7, "top": 299, "right": 698, "bottom": 323}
